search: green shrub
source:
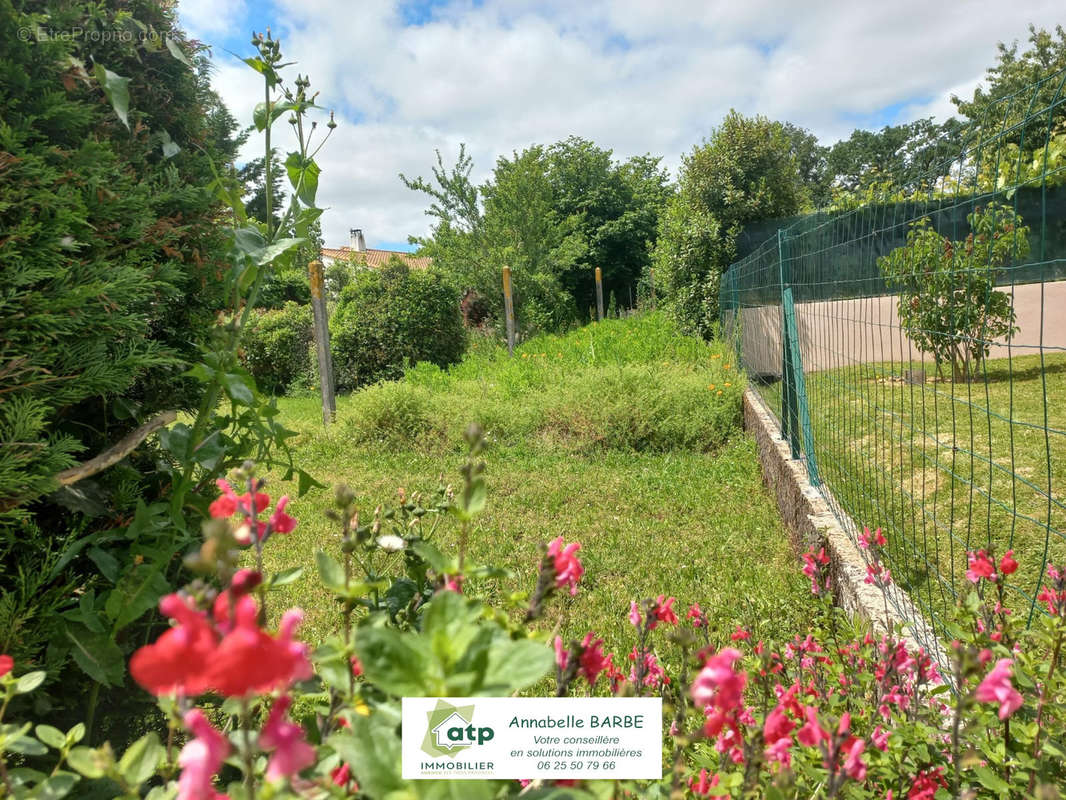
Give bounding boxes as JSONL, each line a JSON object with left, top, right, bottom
{"left": 241, "top": 303, "right": 314, "bottom": 395}
{"left": 340, "top": 382, "right": 443, "bottom": 447}
{"left": 329, "top": 261, "right": 466, "bottom": 390}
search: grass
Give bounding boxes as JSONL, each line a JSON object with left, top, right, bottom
{"left": 253, "top": 314, "right": 814, "bottom": 665}
{"left": 755, "top": 350, "right": 1066, "bottom": 628}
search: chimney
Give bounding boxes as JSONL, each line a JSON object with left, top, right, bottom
{"left": 349, "top": 228, "right": 366, "bottom": 252}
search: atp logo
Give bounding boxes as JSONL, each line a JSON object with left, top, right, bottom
{"left": 421, "top": 700, "right": 494, "bottom": 758}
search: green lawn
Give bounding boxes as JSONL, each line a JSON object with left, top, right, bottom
{"left": 756, "top": 351, "right": 1066, "bottom": 626}
{"left": 252, "top": 314, "right": 814, "bottom": 664}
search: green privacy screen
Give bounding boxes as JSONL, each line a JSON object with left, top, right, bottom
{"left": 722, "top": 68, "right": 1066, "bottom": 654}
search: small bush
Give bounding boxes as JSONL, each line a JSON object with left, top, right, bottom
{"left": 329, "top": 261, "right": 466, "bottom": 390}
{"left": 340, "top": 382, "right": 442, "bottom": 446}
{"left": 240, "top": 302, "right": 314, "bottom": 395}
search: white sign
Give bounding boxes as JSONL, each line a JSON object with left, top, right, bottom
{"left": 401, "top": 697, "right": 662, "bottom": 780}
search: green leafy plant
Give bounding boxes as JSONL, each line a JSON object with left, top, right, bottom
{"left": 878, "top": 203, "right": 1029, "bottom": 381}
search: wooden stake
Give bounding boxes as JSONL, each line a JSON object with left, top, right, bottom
{"left": 308, "top": 259, "right": 336, "bottom": 426}
{"left": 502, "top": 265, "right": 515, "bottom": 356}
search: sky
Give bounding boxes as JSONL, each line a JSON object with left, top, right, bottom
{"left": 177, "top": 0, "right": 1065, "bottom": 253}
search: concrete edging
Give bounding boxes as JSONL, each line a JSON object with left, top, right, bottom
{"left": 742, "top": 387, "right": 944, "bottom": 661}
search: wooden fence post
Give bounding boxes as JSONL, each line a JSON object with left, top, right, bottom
{"left": 649, "top": 267, "right": 656, "bottom": 310}
{"left": 502, "top": 265, "right": 515, "bottom": 356}
{"left": 308, "top": 259, "right": 336, "bottom": 427}
{"left": 595, "top": 267, "right": 604, "bottom": 322}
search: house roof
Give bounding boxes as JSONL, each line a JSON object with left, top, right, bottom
{"left": 321, "top": 246, "right": 432, "bottom": 271}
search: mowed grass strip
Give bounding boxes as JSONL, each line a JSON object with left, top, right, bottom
{"left": 257, "top": 314, "right": 813, "bottom": 665}
{"left": 757, "top": 351, "right": 1065, "bottom": 620}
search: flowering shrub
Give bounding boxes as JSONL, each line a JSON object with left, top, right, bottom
{"left": 2, "top": 439, "right": 1066, "bottom": 798}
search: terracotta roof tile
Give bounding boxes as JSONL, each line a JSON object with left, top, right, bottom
{"left": 321, "top": 246, "right": 432, "bottom": 270}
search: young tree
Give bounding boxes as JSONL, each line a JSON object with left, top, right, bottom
{"left": 878, "top": 203, "right": 1027, "bottom": 381}
{"left": 653, "top": 111, "right": 806, "bottom": 337}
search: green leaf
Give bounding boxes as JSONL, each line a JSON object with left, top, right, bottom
{"left": 419, "top": 780, "right": 502, "bottom": 800}
{"left": 105, "top": 565, "right": 170, "bottom": 631}
{"left": 481, "top": 638, "right": 553, "bottom": 695}
{"left": 410, "top": 540, "right": 452, "bottom": 574}
{"left": 354, "top": 627, "right": 434, "bottom": 697}
{"left": 384, "top": 578, "right": 417, "bottom": 619}
{"left": 284, "top": 152, "right": 321, "bottom": 206}
{"left": 252, "top": 101, "right": 296, "bottom": 131}
{"left": 191, "top": 430, "right": 225, "bottom": 469}
{"left": 118, "top": 732, "right": 164, "bottom": 787}
{"left": 66, "top": 723, "right": 85, "bottom": 745}
{"left": 157, "top": 423, "right": 192, "bottom": 460}
{"left": 222, "top": 373, "right": 255, "bottom": 406}
{"left": 87, "top": 547, "right": 119, "bottom": 583}
{"left": 296, "top": 468, "right": 323, "bottom": 496}
{"left": 316, "top": 550, "right": 346, "bottom": 592}
{"left": 329, "top": 716, "right": 405, "bottom": 798}
{"left": 92, "top": 64, "right": 131, "bottom": 130}
{"left": 31, "top": 772, "right": 79, "bottom": 800}
{"left": 35, "top": 725, "right": 66, "bottom": 750}
{"left": 15, "top": 671, "right": 46, "bottom": 694}
{"left": 254, "top": 237, "right": 305, "bottom": 266}
{"left": 974, "top": 765, "right": 1010, "bottom": 795}
{"left": 66, "top": 747, "right": 106, "bottom": 779}
{"left": 6, "top": 734, "right": 47, "bottom": 756}
{"left": 164, "top": 37, "right": 193, "bottom": 67}
{"left": 65, "top": 625, "right": 124, "bottom": 687}
{"left": 460, "top": 476, "right": 486, "bottom": 515}
{"left": 269, "top": 567, "right": 304, "bottom": 589}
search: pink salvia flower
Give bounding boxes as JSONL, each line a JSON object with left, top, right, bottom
{"left": 208, "top": 479, "right": 239, "bottom": 519}
{"left": 628, "top": 601, "right": 642, "bottom": 627}
{"left": 577, "top": 632, "right": 611, "bottom": 686}
{"left": 975, "top": 658, "right": 1023, "bottom": 720}
{"left": 260, "top": 695, "right": 316, "bottom": 780}
{"left": 553, "top": 636, "right": 568, "bottom": 672}
{"left": 999, "top": 550, "right": 1018, "bottom": 576}
{"left": 691, "top": 648, "right": 745, "bottom": 711}
{"left": 268, "top": 496, "right": 297, "bottom": 534}
{"left": 966, "top": 550, "right": 997, "bottom": 583}
{"left": 178, "top": 710, "right": 230, "bottom": 800}
{"left": 796, "top": 706, "right": 829, "bottom": 747}
{"left": 687, "top": 603, "right": 704, "bottom": 627}
{"left": 843, "top": 737, "right": 867, "bottom": 781}
{"left": 546, "top": 537, "right": 584, "bottom": 596}
{"left": 651, "top": 595, "right": 678, "bottom": 627}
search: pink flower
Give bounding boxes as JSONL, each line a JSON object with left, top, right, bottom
{"left": 650, "top": 595, "right": 678, "bottom": 628}
{"left": 966, "top": 550, "right": 996, "bottom": 583}
{"left": 999, "top": 550, "right": 1018, "bottom": 576}
{"left": 443, "top": 575, "right": 464, "bottom": 593}
{"left": 546, "top": 537, "right": 584, "bottom": 596}
{"left": 691, "top": 648, "right": 745, "bottom": 712}
{"left": 687, "top": 603, "right": 704, "bottom": 627}
{"left": 554, "top": 636, "right": 569, "bottom": 672}
{"left": 130, "top": 594, "right": 217, "bottom": 696}
{"left": 330, "top": 763, "right": 357, "bottom": 790}
{"left": 628, "top": 601, "right": 642, "bottom": 627}
{"left": 0, "top": 654, "right": 12, "bottom": 677}
{"left": 260, "top": 695, "right": 315, "bottom": 781}
{"left": 843, "top": 738, "right": 867, "bottom": 781}
{"left": 628, "top": 648, "right": 669, "bottom": 688}
{"left": 689, "top": 769, "right": 727, "bottom": 797}
{"left": 577, "top": 633, "right": 611, "bottom": 687}
{"left": 858, "top": 526, "right": 886, "bottom": 549}
{"left": 178, "top": 710, "right": 230, "bottom": 800}
{"left": 908, "top": 768, "right": 947, "bottom": 799}
{"left": 209, "top": 479, "right": 239, "bottom": 519}
{"left": 802, "top": 546, "right": 831, "bottom": 595}
{"left": 872, "top": 725, "right": 889, "bottom": 751}
{"left": 796, "top": 706, "right": 829, "bottom": 747}
{"left": 975, "top": 658, "right": 1023, "bottom": 720}
{"left": 268, "top": 496, "right": 297, "bottom": 535}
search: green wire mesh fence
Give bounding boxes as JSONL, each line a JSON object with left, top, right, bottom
{"left": 721, "top": 68, "right": 1066, "bottom": 656}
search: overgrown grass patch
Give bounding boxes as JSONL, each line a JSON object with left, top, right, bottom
{"left": 258, "top": 313, "right": 812, "bottom": 667}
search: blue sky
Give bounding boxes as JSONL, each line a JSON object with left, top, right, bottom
{"left": 178, "top": 0, "right": 1065, "bottom": 253}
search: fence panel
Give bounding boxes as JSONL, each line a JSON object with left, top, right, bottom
{"left": 722, "top": 68, "right": 1066, "bottom": 650}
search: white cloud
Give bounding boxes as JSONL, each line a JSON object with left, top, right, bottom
{"left": 194, "top": 0, "right": 1066, "bottom": 248}
{"left": 179, "top": 0, "right": 247, "bottom": 38}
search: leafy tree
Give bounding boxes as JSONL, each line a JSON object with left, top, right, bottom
{"left": 953, "top": 24, "right": 1066, "bottom": 132}
{"left": 827, "top": 118, "right": 965, "bottom": 196}
{"left": 653, "top": 111, "right": 806, "bottom": 336}
{"left": 404, "top": 140, "right": 670, "bottom": 334}
{"left": 878, "top": 203, "right": 1027, "bottom": 381}
{"left": 781, "top": 122, "right": 832, "bottom": 209}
